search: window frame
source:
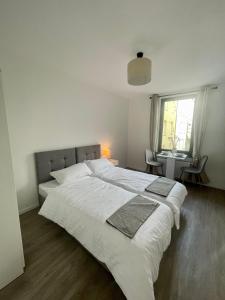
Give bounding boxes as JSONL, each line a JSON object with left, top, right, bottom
{"left": 158, "top": 94, "right": 197, "bottom": 156}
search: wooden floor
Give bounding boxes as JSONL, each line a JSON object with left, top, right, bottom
{"left": 1, "top": 184, "right": 225, "bottom": 300}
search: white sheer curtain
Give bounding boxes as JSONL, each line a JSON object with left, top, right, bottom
{"left": 192, "top": 86, "right": 209, "bottom": 161}
{"left": 149, "top": 94, "right": 161, "bottom": 153}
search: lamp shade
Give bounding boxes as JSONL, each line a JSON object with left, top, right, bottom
{"left": 101, "top": 146, "right": 111, "bottom": 159}
{"left": 127, "top": 52, "right": 151, "bottom": 86}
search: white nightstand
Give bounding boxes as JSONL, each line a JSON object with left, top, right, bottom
{"left": 109, "top": 159, "right": 119, "bottom": 166}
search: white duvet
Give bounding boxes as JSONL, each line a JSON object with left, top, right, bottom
{"left": 91, "top": 166, "right": 187, "bottom": 229}
{"left": 39, "top": 176, "right": 173, "bottom": 300}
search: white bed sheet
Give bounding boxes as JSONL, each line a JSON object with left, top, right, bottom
{"left": 39, "top": 180, "right": 59, "bottom": 198}
{"left": 39, "top": 176, "right": 173, "bottom": 300}
{"left": 91, "top": 166, "right": 187, "bottom": 229}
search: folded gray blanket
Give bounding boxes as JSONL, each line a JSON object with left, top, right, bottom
{"left": 106, "top": 195, "right": 159, "bottom": 238}
{"left": 145, "top": 177, "right": 176, "bottom": 197}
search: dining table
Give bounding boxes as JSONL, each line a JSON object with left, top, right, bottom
{"left": 157, "top": 152, "right": 191, "bottom": 180}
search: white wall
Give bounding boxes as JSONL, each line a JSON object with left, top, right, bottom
{"left": 127, "top": 85, "right": 225, "bottom": 190}
{"left": 127, "top": 98, "right": 150, "bottom": 171}
{"left": 1, "top": 47, "right": 224, "bottom": 220}
{"left": 0, "top": 52, "right": 129, "bottom": 214}
{"left": 201, "top": 85, "right": 225, "bottom": 190}
{"left": 0, "top": 72, "right": 24, "bottom": 289}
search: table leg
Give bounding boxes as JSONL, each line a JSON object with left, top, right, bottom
{"left": 165, "top": 157, "right": 176, "bottom": 179}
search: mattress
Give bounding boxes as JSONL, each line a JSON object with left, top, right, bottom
{"left": 39, "top": 176, "right": 173, "bottom": 300}
{"left": 90, "top": 166, "right": 187, "bottom": 229}
{"left": 39, "top": 180, "right": 59, "bottom": 198}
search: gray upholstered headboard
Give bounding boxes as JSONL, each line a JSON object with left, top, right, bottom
{"left": 35, "top": 148, "right": 76, "bottom": 184}
{"left": 76, "top": 144, "right": 101, "bottom": 163}
{"left": 35, "top": 144, "right": 101, "bottom": 184}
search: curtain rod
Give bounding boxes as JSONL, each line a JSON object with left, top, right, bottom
{"left": 149, "top": 85, "right": 218, "bottom": 99}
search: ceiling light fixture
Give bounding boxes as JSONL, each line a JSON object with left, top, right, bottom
{"left": 127, "top": 52, "right": 151, "bottom": 86}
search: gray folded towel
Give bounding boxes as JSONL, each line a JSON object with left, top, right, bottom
{"left": 145, "top": 177, "right": 176, "bottom": 197}
{"left": 106, "top": 195, "right": 159, "bottom": 238}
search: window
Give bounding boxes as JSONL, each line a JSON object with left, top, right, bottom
{"left": 159, "top": 95, "right": 196, "bottom": 153}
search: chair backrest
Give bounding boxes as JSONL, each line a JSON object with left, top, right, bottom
{"left": 197, "top": 155, "right": 208, "bottom": 172}
{"left": 145, "top": 149, "right": 154, "bottom": 163}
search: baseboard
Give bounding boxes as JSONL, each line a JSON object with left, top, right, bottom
{"left": 0, "top": 266, "right": 24, "bottom": 290}
{"left": 19, "top": 203, "right": 39, "bottom": 215}
{"left": 205, "top": 183, "right": 225, "bottom": 191}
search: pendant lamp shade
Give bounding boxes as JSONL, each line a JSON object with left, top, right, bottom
{"left": 127, "top": 52, "right": 151, "bottom": 86}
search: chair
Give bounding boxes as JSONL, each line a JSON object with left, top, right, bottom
{"left": 179, "top": 155, "right": 208, "bottom": 183}
{"left": 145, "top": 149, "right": 163, "bottom": 175}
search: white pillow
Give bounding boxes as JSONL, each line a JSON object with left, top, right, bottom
{"left": 50, "top": 163, "right": 92, "bottom": 184}
{"left": 85, "top": 158, "right": 113, "bottom": 174}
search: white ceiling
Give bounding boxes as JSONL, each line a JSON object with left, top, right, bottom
{"left": 1, "top": 0, "right": 225, "bottom": 99}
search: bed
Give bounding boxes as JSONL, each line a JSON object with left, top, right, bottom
{"left": 76, "top": 145, "right": 187, "bottom": 229}
{"left": 35, "top": 146, "right": 173, "bottom": 300}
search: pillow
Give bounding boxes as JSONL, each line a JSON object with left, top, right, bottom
{"left": 50, "top": 163, "right": 92, "bottom": 184}
{"left": 85, "top": 158, "right": 113, "bottom": 174}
